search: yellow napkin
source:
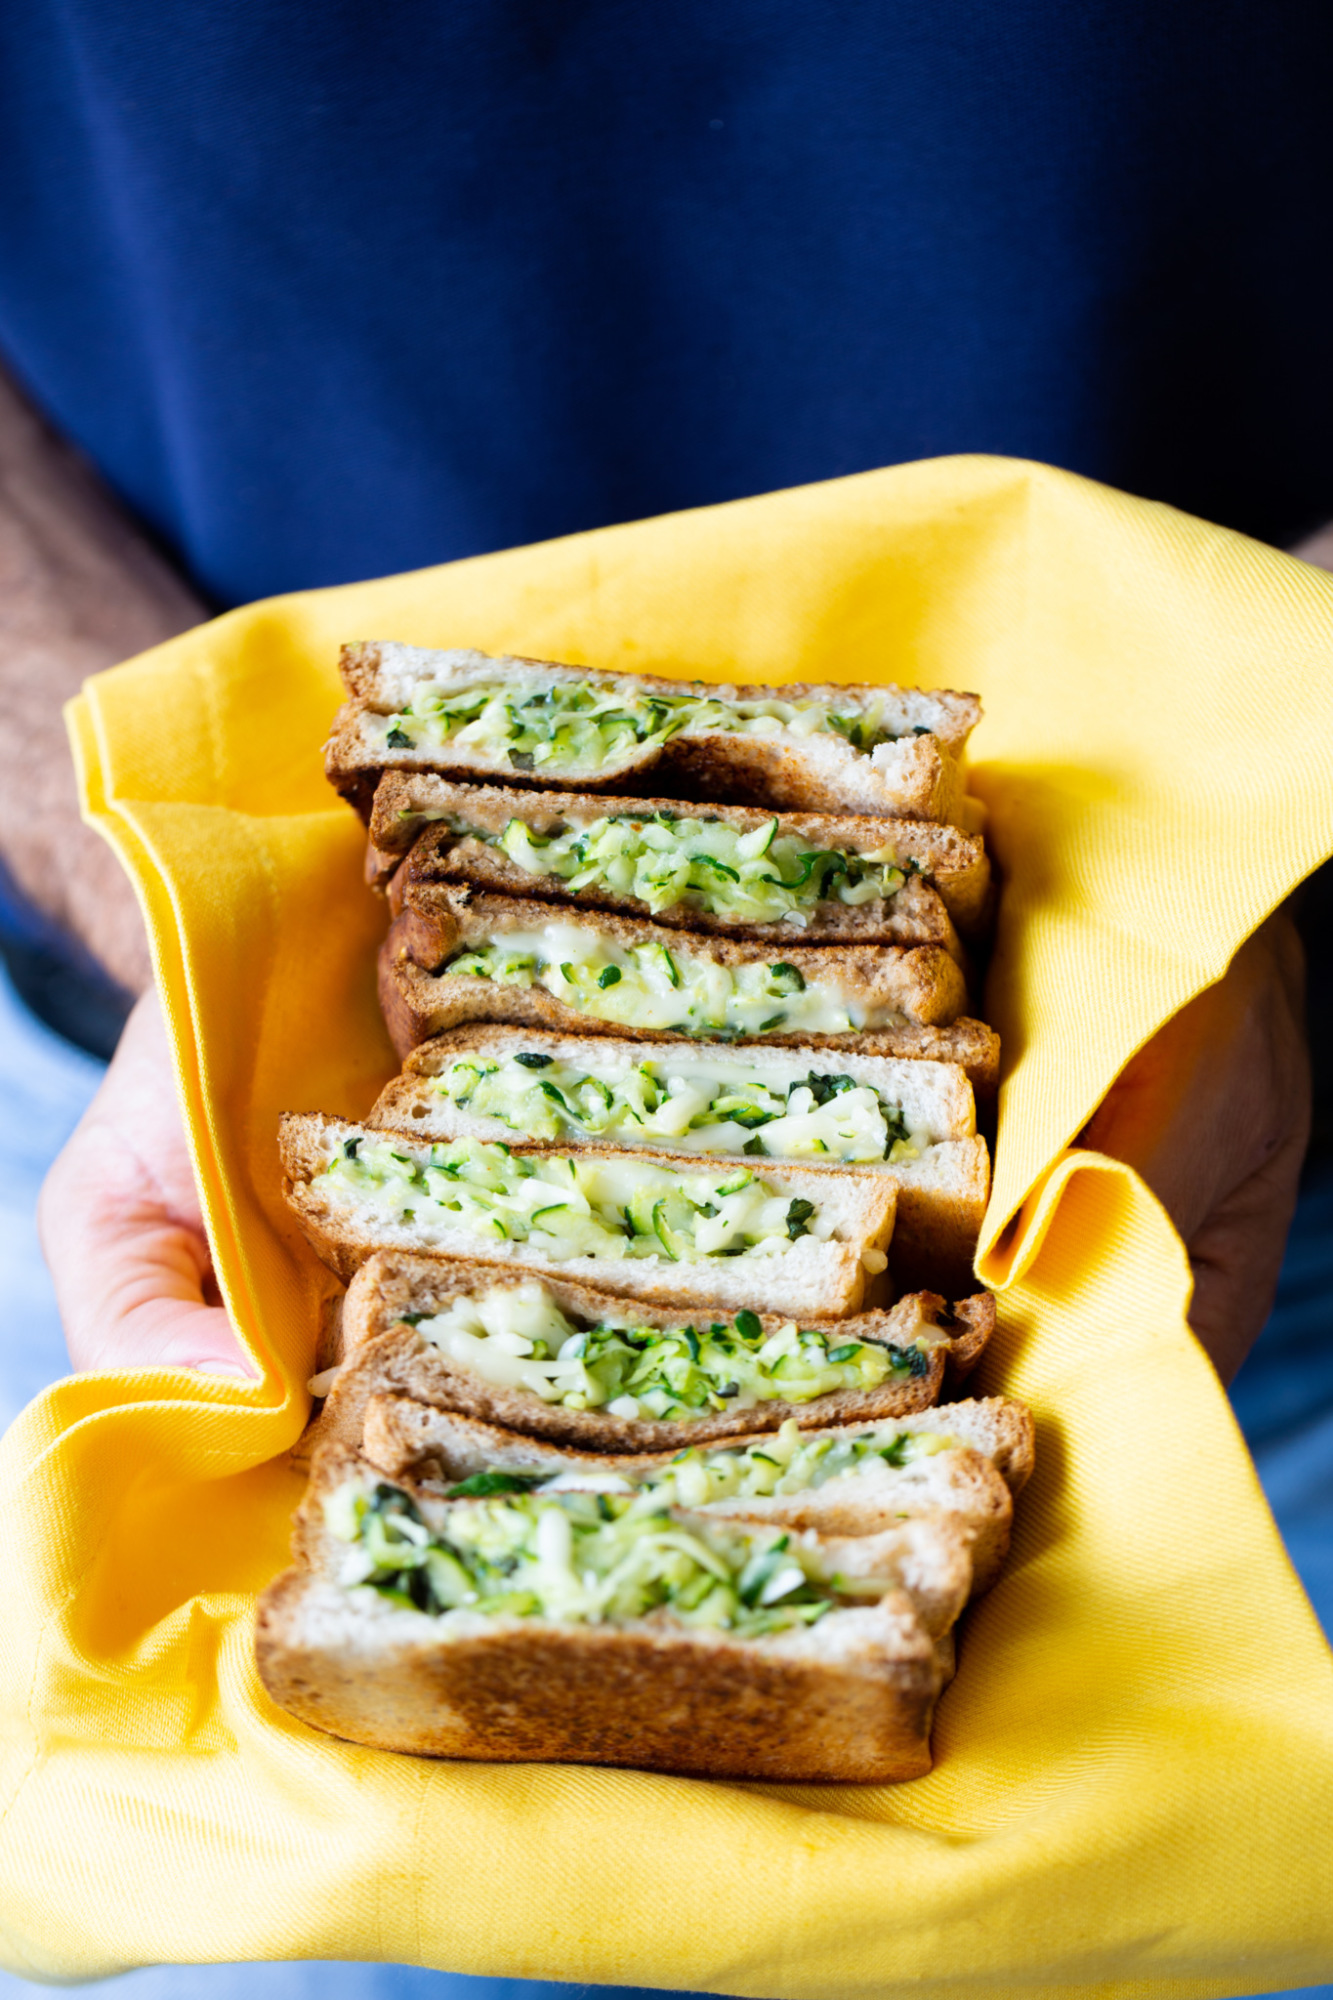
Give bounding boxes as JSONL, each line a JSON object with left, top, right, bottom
{"left": 4, "top": 454, "right": 1333, "bottom": 1995}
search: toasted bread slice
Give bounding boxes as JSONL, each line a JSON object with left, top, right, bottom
{"left": 369, "top": 1026, "right": 989, "bottom": 1289}
{"left": 326, "top": 642, "right": 979, "bottom": 827}
{"left": 368, "top": 775, "right": 990, "bottom": 939}
{"left": 358, "top": 1396, "right": 1025, "bottom": 1594}
{"left": 304, "top": 1252, "right": 995, "bottom": 1459}
{"left": 278, "top": 1113, "right": 897, "bottom": 1318}
{"left": 256, "top": 1442, "right": 947, "bottom": 1779}
{"left": 379, "top": 888, "right": 968, "bottom": 1061}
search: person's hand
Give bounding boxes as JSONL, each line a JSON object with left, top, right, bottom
{"left": 1079, "top": 910, "right": 1310, "bottom": 1384}
{"left": 39, "top": 990, "right": 255, "bottom": 1377}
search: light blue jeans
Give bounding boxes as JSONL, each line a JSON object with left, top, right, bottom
{"left": 1, "top": 966, "right": 1327, "bottom": 2000}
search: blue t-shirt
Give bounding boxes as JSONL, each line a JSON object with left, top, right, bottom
{"left": 1, "top": 1, "right": 1331, "bottom": 605}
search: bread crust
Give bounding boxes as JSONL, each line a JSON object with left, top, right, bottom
{"left": 377, "top": 887, "right": 968, "bottom": 1061}
{"left": 325, "top": 641, "right": 981, "bottom": 828}
{"left": 256, "top": 1440, "right": 945, "bottom": 1779}
{"left": 277, "top": 1112, "right": 896, "bottom": 1318}
{"left": 303, "top": 1252, "right": 995, "bottom": 1459}
{"left": 369, "top": 774, "right": 990, "bottom": 936}
{"left": 255, "top": 1567, "right": 940, "bottom": 1779}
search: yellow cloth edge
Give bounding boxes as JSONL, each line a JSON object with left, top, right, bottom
{"left": 10, "top": 461, "right": 1333, "bottom": 1993}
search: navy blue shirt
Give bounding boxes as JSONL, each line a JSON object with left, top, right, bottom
{"left": 2, "top": 2, "right": 1332, "bottom": 606}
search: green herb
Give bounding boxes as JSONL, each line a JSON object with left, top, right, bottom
{"left": 882, "top": 1105, "right": 912, "bottom": 1152}
{"left": 598, "top": 965, "right": 622, "bottom": 988}
{"left": 827, "top": 1343, "right": 861, "bottom": 1363}
{"left": 734, "top": 1309, "right": 762, "bottom": 1339}
{"left": 828, "top": 712, "right": 879, "bottom": 751}
{"left": 785, "top": 1197, "right": 816, "bottom": 1241}
{"left": 513, "top": 1051, "right": 553, "bottom": 1069}
{"left": 804, "top": 1072, "right": 857, "bottom": 1107}
{"left": 368, "top": 1480, "right": 426, "bottom": 1522}
{"left": 385, "top": 726, "right": 413, "bottom": 749}
{"left": 446, "top": 1470, "right": 543, "bottom": 1499}
{"left": 343, "top": 1136, "right": 361, "bottom": 1159}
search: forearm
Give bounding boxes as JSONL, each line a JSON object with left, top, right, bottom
{"left": 1290, "top": 522, "right": 1333, "bottom": 570}
{"left": 0, "top": 361, "right": 206, "bottom": 994}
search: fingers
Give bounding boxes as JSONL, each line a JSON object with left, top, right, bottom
{"left": 39, "top": 992, "right": 256, "bottom": 1378}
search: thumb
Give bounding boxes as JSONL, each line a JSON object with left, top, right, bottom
{"left": 38, "top": 993, "right": 255, "bottom": 1377}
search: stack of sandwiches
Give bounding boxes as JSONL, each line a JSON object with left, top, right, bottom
{"left": 260, "top": 643, "right": 1029, "bottom": 1783}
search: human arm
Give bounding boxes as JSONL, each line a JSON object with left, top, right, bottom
{"left": 0, "top": 357, "right": 249, "bottom": 1372}
{"left": 1080, "top": 912, "right": 1310, "bottom": 1384}
{"left": 0, "top": 358, "right": 206, "bottom": 994}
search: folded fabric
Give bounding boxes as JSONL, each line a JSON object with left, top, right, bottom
{"left": 2, "top": 454, "right": 1333, "bottom": 1996}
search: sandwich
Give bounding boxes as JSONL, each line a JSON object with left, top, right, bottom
{"left": 356, "top": 1396, "right": 1029, "bottom": 1594}
{"left": 278, "top": 1115, "right": 898, "bottom": 1318}
{"left": 379, "top": 886, "right": 969, "bottom": 1059}
{"left": 326, "top": 1422, "right": 976, "bottom": 1643}
{"left": 255, "top": 1442, "right": 956, "bottom": 1780}
{"left": 325, "top": 642, "right": 982, "bottom": 825}
{"left": 366, "top": 775, "right": 991, "bottom": 947}
{"left": 308, "top": 1250, "right": 996, "bottom": 1455}
{"left": 369, "top": 1028, "right": 989, "bottom": 1286}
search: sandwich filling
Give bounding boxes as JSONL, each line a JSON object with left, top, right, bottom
{"left": 442, "top": 921, "right": 863, "bottom": 1036}
{"left": 469, "top": 811, "right": 913, "bottom": 924}
{"left": 326, "top": 1479, "right": 879, "bottom": 1636}
{"left": 378, "top": 677, "right": 918, "bottom": 775}
{"left": 400, "top": 1280, "right": 932, "bottom": 1418}
{"left": 322, "top": 1135, "right": 838, "bottom": 1264}
{"left": 528, "top": 1416, "right": 958, "bottom": 1507}
{"left": 427, "top": 1049, "right": 922, "bottom": 1164}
